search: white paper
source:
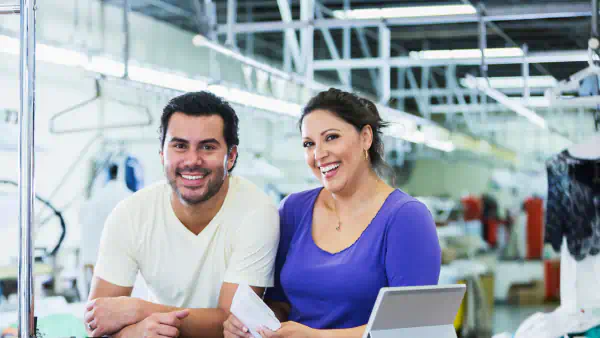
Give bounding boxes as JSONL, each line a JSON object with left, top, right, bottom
{"left": 231, "top": 283, "right": 281, "bottom": 338}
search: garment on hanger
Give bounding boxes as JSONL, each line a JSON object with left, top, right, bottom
{"left": 545, "top": 150, "right": 600, "bottom": 261}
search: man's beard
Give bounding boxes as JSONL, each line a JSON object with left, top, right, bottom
{"left": 167, "top": 165, "right": 227, "bottom": 205}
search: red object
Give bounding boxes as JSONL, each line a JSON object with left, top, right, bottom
{"left": 485, "top": 219, "right": 499, "bottom": 247}
{"left": 461, "top": 195, "right": 483, "bottom": 221}
{"left": 544, "top": 259, "right": 561, "bottom": 301}
{"left": 524, "top": 197, "right": 544, "bottom": 259}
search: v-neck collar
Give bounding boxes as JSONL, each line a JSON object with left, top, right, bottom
{"left": 165, "top": 178, "right": 235, "bottom": 241}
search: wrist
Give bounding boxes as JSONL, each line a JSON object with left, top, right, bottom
{"left": 314, "top": 327, "right": 328, "bottom": 338}
{"left": 125, "top": 297, "right": 146, "bottom": 324}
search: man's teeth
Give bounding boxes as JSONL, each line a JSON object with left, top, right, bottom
{"left": 320, "top": 163, "right": 340, "bottom": 174}
{"left": 181, "top": 174, "right": 205, "bottom": 180}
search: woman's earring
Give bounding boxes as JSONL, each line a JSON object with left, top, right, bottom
{"left": 364, "top": 149, "right": 369, "bottom": 161}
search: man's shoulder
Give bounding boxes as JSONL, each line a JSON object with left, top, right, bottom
{"left": 115, "top": 180, "right": 170, "bottom": 211}
{"left": 228, "top": 176, "right": 276, "bottom": 210}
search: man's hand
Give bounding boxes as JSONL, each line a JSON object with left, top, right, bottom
{"left": 115, "top": 310, "right": 190, "bottom": 338}
{"left": 85, "top": 296, "right": 142, "bottom": 336}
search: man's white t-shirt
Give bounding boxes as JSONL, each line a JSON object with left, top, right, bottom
{"left": 94, "top": 176, "right": 280, "bottom": 308}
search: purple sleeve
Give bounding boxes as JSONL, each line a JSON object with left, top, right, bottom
{"left": 264, "top": 194, "right": 295, "bottom": 303}
{"left": 386, "top": 201, "right": 441, "bottom": 286}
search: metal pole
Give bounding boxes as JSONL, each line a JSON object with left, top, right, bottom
{"left": 342, "top": 0, "right": 351, "bottom": 87}
{"left": 18, "top": 0, "right": 36, "bottom": 336}
{"left": 0, "top": 4, "right": 20, "bottom": 14}
{"left": 478, "top": 4, "right": 488, "bottom": 126}
{"left": 379, "top": 23, "right": 391, "bottom": 104}
{"left": 123, "top": 0, "right": 130, "bottom": 78}
{"left": 245, "top": 1, "right": 254, "bottom": 56}
{"left": 593, "top": 0, "right": 598, "bottom": 37}
{"left": 522, "top": 44, "right": 530, "bottom": 103}
{"left": 301, "top": 0, "right": 314, "bottom": 85}
{"left": 226, "top": 0, "right": 237, "bottom": 47}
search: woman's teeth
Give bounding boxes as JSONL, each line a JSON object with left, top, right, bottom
{"left": 320, "top": 163, "right": 340, "bottom": 174}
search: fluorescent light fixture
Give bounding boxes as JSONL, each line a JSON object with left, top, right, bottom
{"left": 467, "top": 75, "right": 548, "bottom": 129}
{"left": 129, "top": 65, "right": 208, "bottom": 92}
{"left": 333, "top": 4, "right": 476, "bottom": 19}
{"left": 192, "top": 34, "right": 291, "bottom": 81}
{"left": 410, "top": 47, "right": 523, "bottom": 60}
{"left": 426, "top": 139, "right": 456, "bottom": 152}
{"left": 86, "top": 56, "right": 125, "bottom": 78}
{"left": 209, "top": 85, "right": 302, "bottom": 117}
{"left": 461, "top": 76, "right": 557, "bottom": 89}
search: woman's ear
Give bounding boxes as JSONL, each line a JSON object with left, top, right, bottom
{"left": 361, "top": 125, "right": 374, "bottom": 150}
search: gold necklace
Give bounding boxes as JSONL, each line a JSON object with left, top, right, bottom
{"left": 329, "top": 179, "right": 381, "bottom": 232}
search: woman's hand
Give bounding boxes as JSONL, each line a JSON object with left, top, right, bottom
{"left": 224, "top": 313, "right": 253, "bottom": 338}
{"left": 258, "top": 321, "right": 321, "bottom": 338}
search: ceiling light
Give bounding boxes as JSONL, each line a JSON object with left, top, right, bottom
{"left": 410, "top": 47, "right": 523, "bottom": 60}
{"left": 426, "top": 140, "right": 456, "bottom": 153}
{"left": 467, "top": 75, "right": 548, "bottom": 129}
{"left": 333, "top": 4, "right": 476, "bottom": 19}
{"left": 461, "top": 76, "right": 557, "bottom": 89}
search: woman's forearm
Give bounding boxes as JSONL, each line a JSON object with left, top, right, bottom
{"left": 319, "top": 325, "right": 366, "bottom": 338}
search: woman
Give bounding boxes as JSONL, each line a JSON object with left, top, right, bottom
{"left": 224, "top": 88, "right": 441, "bottom": 338}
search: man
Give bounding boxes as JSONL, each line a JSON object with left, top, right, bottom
{"left": 84, "top": 91, "right": 280, "bottom": 337}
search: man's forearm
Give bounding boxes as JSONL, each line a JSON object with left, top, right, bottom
{"left": 137, "top": 300, "right": 227, "bottom": 338}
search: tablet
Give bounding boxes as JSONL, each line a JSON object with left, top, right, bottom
{"left": 362, "top": 284, "right": 466, "bottom": 338}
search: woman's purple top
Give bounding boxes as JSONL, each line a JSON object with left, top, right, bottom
{"left": 265, "top": 187, "right": 442, "bottom": 329}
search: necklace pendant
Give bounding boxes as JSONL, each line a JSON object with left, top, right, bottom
{"left": 336, "top": 222, "right": 341, "bottom": 231}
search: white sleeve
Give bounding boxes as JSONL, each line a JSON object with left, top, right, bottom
{"left": 93, "top": 200, "right": 139, "bottom": 287}
{"left": 224, "top": 203, "right": 280, "bottom": 287}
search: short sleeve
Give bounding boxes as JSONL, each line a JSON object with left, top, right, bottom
{"left": 223, "top": 203, "right": 280, "bottom": 287}
{"left": 385, "top": 201, "right": 441, "bottom": 286}
{"left": 264, "top": 194, "right": 296, "bottom": 303}
{"left": 93, "top": 201, "right": 140, "bottom": 287}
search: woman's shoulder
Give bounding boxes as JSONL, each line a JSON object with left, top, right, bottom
{"left": 384, "top": 189, "right": 426, "bottom": 211}
{"left": 280, "top": 186, "right": 322, "bottom": 211}
{"left": 381, "top": 189, "right": 433, "bottom": 224}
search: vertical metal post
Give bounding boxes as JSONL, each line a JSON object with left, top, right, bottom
{"left": 379, "top": 23, "right": 391, "bottom": 104}
{"left": 245, "top": 1, "right": 253, "bottom": 56}
{"left": 343, "top": 0, "right": 351, "bottom": 87}
{"left": 478, "top": 3, "right": 488, "bottom": 126}
{"left": 396, "top": 68, "right": 406, "bottom": 110}
{"left": 226, "top": 0, "right": 237, "bottom": 47}
{"left": 522, "top": 44, "right": 529, "bottom": 104}
{"left": 123, "top": 0, "right": 130, "bottom": 78}
{"left": 421, "top": 66, "right": 431, "bottom": 117}
{"left": 593, "top": 0, "right": 598, "bottom": 38}
{"left": 301, "top": 0, "right": 314, "bottom": 85}
{"left": 18, "top": 0, "right": 36, "bottom": 336}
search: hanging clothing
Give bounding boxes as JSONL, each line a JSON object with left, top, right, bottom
{"left": 524, "top": 196, "right": 544, "bottom": 259}
{"left": 545, "top": 150, "right": 600, "bottom": 261}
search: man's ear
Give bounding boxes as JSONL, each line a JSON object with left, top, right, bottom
{"left": 159, "top": 149, "right": 164, "bottom": 166}
{"left": 227, "top": 145, "right": 238, "bottom": 171}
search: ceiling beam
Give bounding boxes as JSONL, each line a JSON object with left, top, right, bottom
{"left": 216, "top": 2, "right": 593, "bottom": 34}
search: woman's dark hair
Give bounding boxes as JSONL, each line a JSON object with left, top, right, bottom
{"left": 299, "top": 88, "right": 395, "bottom": 184}
{"left": 159, "top": 91, "right": 240, "bottom": 171}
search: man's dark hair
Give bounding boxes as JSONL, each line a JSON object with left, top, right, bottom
{"left": 159, "top": 91, "right": 240, "bottom": 171}
{"left": 108, "top": 164, "right": 118, "bottom": 180}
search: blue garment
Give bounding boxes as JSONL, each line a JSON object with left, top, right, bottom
{"left": 265, "top": 187, "right": 442, "bottom": 330}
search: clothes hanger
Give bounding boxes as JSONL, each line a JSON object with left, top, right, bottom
{"left": 48, "top": 76, "right": 153, "bottom": 134}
